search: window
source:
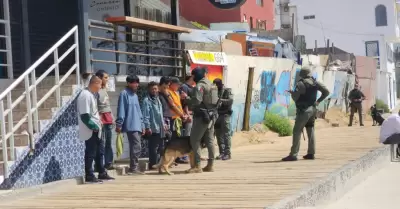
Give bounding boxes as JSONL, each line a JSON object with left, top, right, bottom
{"left": 303, "top": 15, "right": 315, "bottom": 20}
{"left": 256, "top": 0, "right": 264, "bottom": 6}
{"left": 375, "top": 5, "right": 388, "bottom": 26}
{"left": 256, "top": 19, "right": 266, "bottom": 30}
{"left": 365, "top": 41, "right": 380, "bottom": 68}
{"left": 387, "top": 43, "right": 394, "bottom": 62}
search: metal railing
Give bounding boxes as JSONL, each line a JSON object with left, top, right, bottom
{"left": 0, "top": 26, "right": 80, "bottom": 178}
{"left": 0, "top": 0, "right": 14, "bottom": 78}
{"left": 88, "top": 19, "right": 184, "bottom": 77}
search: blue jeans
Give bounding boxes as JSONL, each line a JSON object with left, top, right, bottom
{"left": 85, "top": 132, "right": 106, "bottom": 178}
{"left": 102, "top": 124, "right": 114, "bottom": 167}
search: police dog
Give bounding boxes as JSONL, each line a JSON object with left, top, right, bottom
{"left": 153, "top": 136, "right": 205, "bottom": 175}
{"left": 370, "top": 104, "right": 385, "bottom": 126}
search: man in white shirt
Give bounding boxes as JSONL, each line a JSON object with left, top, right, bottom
{"left": 379, "top": 113, "right": 400, "bottom": 145}
{"left": 77, "top": 75, "right": 114, "bottom": 183}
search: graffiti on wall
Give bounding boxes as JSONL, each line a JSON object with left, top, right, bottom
{"left": 260, "top": 71, "right": 276, "bottom": 109}
{"left": 247, "top": 68, "right": 356, "bottom": 126}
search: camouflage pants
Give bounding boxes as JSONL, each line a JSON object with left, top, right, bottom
{"left": 290, "top": 106, "right": 317, "bottom": 157}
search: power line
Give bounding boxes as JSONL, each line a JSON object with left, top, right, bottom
{"left": 301, "top": 20, "right": 384, "bottom": 37}
{"left": 275, "top": 12, "right": 384, "bottom": 37}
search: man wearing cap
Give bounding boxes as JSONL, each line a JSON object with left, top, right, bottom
{"left": 348, "top": 84, "right": 366, "bottom": 126}
{"left": 213, "top": 78, "right": 234, "bottom": 161}
{"left": 186, "top": 67, "right": 219, "bottom": 173}
{"left": 283, "top": 66, "right": 330, "bottom": 161}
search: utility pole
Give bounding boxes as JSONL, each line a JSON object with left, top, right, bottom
{"left": 243, "top": 67, "right": 255, "bottom": 131}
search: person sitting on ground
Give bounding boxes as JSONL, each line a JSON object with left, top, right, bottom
{"left": 380, "top": 111, "right": 400, "bottom": 157}
{"left": 379, "top": 111, "right": 400, "bottom": 151}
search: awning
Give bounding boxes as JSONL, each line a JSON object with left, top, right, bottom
{"left": 106, "top": 16, "right": 191, "bottom": 33}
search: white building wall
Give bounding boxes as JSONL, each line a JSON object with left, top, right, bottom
{"left": 290, "top": 0, "right": 398, "bottom": 109}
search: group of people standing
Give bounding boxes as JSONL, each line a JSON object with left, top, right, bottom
{"left": 77, "top": 67, "right": 234, "bottom": 183}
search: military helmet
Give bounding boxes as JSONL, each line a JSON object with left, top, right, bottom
{"left": 299, "top": 66, "right": 312, "bottom": 78}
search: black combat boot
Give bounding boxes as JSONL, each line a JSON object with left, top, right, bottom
{"left": 281, "top": 155, "right": 298, "bottom": 161}
{"left": 221, "top": 154, "right": 231, "bottom": 161}
{"left": 303, "top": 154, "right": 315, "bottom": 160}
{"left": 216, "top": 154, "right": 224, "bottom": 160}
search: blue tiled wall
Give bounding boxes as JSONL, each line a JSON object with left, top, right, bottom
{"left": 0, "top": 90, "right": 84, "bottom": 189}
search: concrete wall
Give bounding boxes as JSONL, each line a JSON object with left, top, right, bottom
{"left": 291, "top": 0, "right": 397, "bottom": 58}
{"left": 225, "top": 55, "right": 362, "bottom": 131}
{"left": 356, "top": 56, "right": 377, "bottom": 110}
{"left": 290, "top": 0, "right": 398, "bottom": 107}
{"left": 179, "top": 0, "right": 241, "bottom": 27}
{"left": 179, "top": 0, "right": 275, "bottom": 29}
{"left": 184, "top": 42, "right": 221, "bottom": 52}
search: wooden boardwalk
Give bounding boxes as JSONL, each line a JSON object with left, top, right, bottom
{"left": 0, "top": 126, "right": 381, "bottom": 209}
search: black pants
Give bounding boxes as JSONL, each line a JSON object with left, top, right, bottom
{"left": 85, "top": 132, "right": 106, "bottom": 178}
{"left": 383, "top": 133, "right": 400, "bottom": 145}
{"left": 103, "top": 124, "right": 114, "bottom": 167}
{"left": 349, "top": 102, "right": 363, "bottom": 125}
{"left": 147, "top": 133, "right": 164, "bottom": 168}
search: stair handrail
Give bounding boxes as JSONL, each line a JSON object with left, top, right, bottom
{"left": 0, "top": 26, "right": 79, "bottom": 101}
{"left": 0, "top": 25, "right": 80, "bottom": 178}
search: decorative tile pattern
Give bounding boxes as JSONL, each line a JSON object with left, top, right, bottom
{"left": 0, "top": 89, "right": 84, "bottom": 189}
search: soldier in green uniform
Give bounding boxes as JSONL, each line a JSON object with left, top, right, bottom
{"left": 186, "top": 67, "right": 219, "bottom": 173}
{"left": 213, "top": 78, "right": 234, "bottom": 161}
{"left": 282, "top": 66, "right": 330, "bottom": 161}
{"left": 348, "top": 84, "right": 366, "bottom": 126}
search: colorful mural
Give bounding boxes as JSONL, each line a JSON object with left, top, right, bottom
{"left": 190, "top": 63, "right": 223, "bottom": 82}
{"left": 225, "top": 55, "right": 361, "bottom": 132}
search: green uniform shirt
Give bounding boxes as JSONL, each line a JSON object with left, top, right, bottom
{"left": 291, "top": 77, "right": 330, "bottom": 103}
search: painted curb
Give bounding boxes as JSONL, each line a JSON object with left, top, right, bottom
{"left": 265, "top": 146, "right": 390, "bottom": 209}
{"left": 0, "top": 177, "right": 83, "bottom": 203}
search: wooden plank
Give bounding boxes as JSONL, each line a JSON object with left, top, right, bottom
{"left": 0, "top": 126, "right": 381, "bottom": 208}
{"left": 106, "top": 16, "right": 191, "bottom": 33}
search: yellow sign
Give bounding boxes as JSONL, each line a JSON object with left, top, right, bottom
{"left": 188, "top": 50, "right": 227, "bottom": 66}
{"left": 193, "top": 52, "right": 216, "bottom": 62}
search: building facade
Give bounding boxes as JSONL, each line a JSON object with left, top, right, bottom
{"left": 290, "top": 0, "right": 399, "bottom": 109}
{"left": 180, "top": 0, "right": 275, "bottom": 30}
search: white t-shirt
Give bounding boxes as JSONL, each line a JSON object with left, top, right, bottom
{"left": 379, "top": 114, "right": 400, "bottom": 143}
{"left": 77, "top": 89, "right": 102, "bottom": 141}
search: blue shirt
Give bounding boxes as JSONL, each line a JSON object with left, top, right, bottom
{"left": 115, "top": 88, "right": 144, "bottom": 133}
{"left": 142, "top": 95, "right": 165, "bottom": 137}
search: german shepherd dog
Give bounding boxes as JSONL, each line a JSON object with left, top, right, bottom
{"left": 370, "top": 104, "right": 385, "bottom": 126}
{"left": 153, "top": 136, "right": 205, "bottom": 175}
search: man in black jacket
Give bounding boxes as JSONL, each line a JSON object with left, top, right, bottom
{"left": 213, "top": 79, "right": 234, "bottom": 161}
{"left": 348, "top": 84, "right": 366, "bottom": 126}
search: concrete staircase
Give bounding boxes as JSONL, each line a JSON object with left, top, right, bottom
{"left": 0, "top": 75, "right": 78, "bottom": 186}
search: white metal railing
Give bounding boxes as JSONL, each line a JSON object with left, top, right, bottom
{"left": 0, "top": 26, "right": 80, "bottom": 178}
{"left": 0, "top": 0, "right": 14, "bottom": 78}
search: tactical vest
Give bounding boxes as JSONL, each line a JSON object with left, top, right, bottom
{"left": 199, "top": 79, "right": 219, "bottom": 109}
{"left": 296, "top": 77, "right": 318, "bottom": 110}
